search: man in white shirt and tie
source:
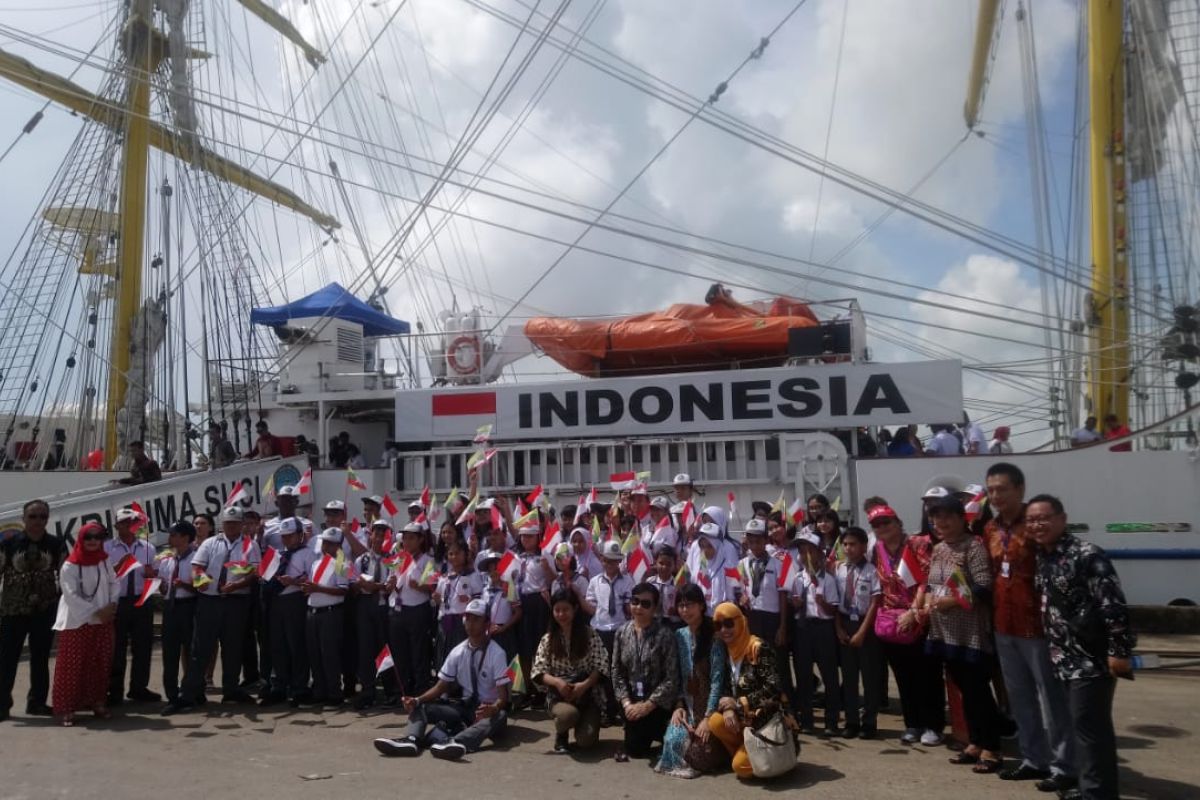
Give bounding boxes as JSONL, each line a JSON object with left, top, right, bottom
{"left": 105, "top": 507, "right": 159, "bottom": 706}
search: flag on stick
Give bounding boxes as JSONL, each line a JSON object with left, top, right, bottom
{"left": 382, "top": 494, "right": 400, "bottom": 516}
{"left": 375, "top": 645, "right": 395, "bottom": 676}
{"left": 296, "top": 469, "right": 313, "bottom": 495}
{"left": 134, "top": 578, "right": 161, "bottom": 607}
{"left": 896, "top": 546, "right": 927, "bottom": 589}
{"left": 777, "top": 553, "right": 795, "bottom": 588}
{"left": 627, "top": 547, "right": 650, "bottom": 582}
{"left": 346, "top": 468, "right": 367, "bottom": 491}
{"left": 525, "top": 485, "right": 544, "bottom": 507}
{"left": 114, "top": 554, "right": 139, "bottom": 580}
{"left": 258, "top": 547, "right": 280, "bottom": 581}
{"left": 505, "top": 654, "right": 526, "bottom": 694}
{"left": 946, "top": 567, "right": 973, "bottom": 609}
{"left": 539, "top": 521, "right": 561, "bottom": 554}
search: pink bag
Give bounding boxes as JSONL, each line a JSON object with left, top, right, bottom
{"left": 874, "top": 605, "right": 924, "bottom": 645}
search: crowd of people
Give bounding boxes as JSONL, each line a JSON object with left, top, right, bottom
{"left": 0, "top": 467, "right": 1135, "bottom": 798}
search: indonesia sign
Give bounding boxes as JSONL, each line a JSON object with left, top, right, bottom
{"left": 395, "top": 360, "right": 962, "bottom": 442}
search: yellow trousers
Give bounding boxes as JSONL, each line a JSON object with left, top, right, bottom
{"left": 707, "top": 711, "right": 754, "bottom": 778}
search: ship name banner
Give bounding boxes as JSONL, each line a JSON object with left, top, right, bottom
{"left": 395, "top": 360, "right": 963, "bottom": 442}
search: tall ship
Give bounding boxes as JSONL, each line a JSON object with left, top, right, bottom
{"left": 0, "top": 0, "right": 1196, "bottom": 604}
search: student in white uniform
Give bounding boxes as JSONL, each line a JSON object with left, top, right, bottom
{"left": 373, "top": 598, "right": 511, "bottom": 761}
{"left": 645, "top": 497, "right": 678, "bottom": 555}
{"left": 105, "top": 507, "right": 159, "bottom": 705}
{"left": 386, "top": 522, "right": 435, "bottom": 696}
{"left": 353, "top": 520, "right": 396, "bottom": 710}
{"left": 738, "top": 518, "right": 791, "bottom": 703}
{"left": 478, "top": 550, "right": 522, "bottom": 661}
{"left": 646, "top": 545, "right": 681, "bottom": 627}
{"left": 788, "top": 530, "right": 842, "bottom": 736}
{"left": 516, "top": 524, "right": 552, "bottom": 703}
{"left": 260, "top": 517, "right": 315, "bottom": 708}
{"left": 433, "top": 538, "right": 483, "bottom": 665}
{"left": 834, "top": 527, "right": 882, "bottom": 739}
{"left": 584, "top": 540, "right": 633, "bottom": 723}
{"left": 694, "top": 523, "right": 735, "bottom": 613}
{"left": 158, "top": 520, "right": 198, "bottom": 706}
{"left": 305, "top": 527, "right": 351, "bottom": 707}
{"left": 262, "top": 485, "right": 313, "bottom": 551}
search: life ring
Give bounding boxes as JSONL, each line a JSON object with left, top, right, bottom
{"left": 447, "top": 335, "right": 480, "bottom": 375}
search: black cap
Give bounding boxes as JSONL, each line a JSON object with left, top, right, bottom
{"left": 927, "top": 496, "right": 966, "bottom": 516}
{"left": 751, "top": 500, "right": 771, "bottom": 516}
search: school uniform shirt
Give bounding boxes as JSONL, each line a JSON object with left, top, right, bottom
{"left": 262, "top": 515, "right": 313, "bottom": 551}
{"left": 104, "top": 537, "right": 157, "bottom": 599}
{"left": 697, "top": 559, "right": 735, "bottom": 611}
{"left": 586, "top": 572, "right": 634, "bottom": 632}
{"left": 310, "top": 527, "right": 363, "bottom": 557}
{"left": 307, "top": 552, "right": 350, "bottom": 608}
{"left": 437, "top": 572, "right": 484, "bottom": 617}
{"left": 483, "top": 581, "right": 517, "bottom": 627}
{"left": 518, "top": 551, "right": 551, "bottom": 595}
{"left": 572, "top": 547, "right": 603, "bottom": 582}
{"left": 740, "top": 553, "right": 782, "bottom": 613}
{"left": 647, "top": 575, "right": 678, "bottom": 622}
{"left": 276, "top": 546, "right": 318, "bottom": 596}
{"left": 835, "top": 559, "right": 881, "bottom": 622}
{"left": 390, "top": 552, "right": 434, "bottom": 609}
{"left": 645, "top": 522, "right": 678, "bottom": 556}
{"left": 790, "top": 569, "right": 840, "bottom": 621}
{"left": 438, "top": 637, "right": 511, "bottom": 705}
{"left": 191, "top": 534, "right": 262, "bottom": 597}
{"left": 685, "top": 538, "right": 741, "bottom": 581}
{"left": 157, "top": 547, "right": 197, "bottom": 600}
{"left": 354, "top": 551, "right": 394, "bottom": 606}
{"left": 551, "top": 573, "right": 589, "bottom": 602}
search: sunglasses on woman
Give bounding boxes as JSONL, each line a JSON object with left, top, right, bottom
{"left": 631, "top": 597, "right": 656, "bottom": 610}
{"left": 82, "top": 534, "right": 106, "bottom": 542}
{"left": 716, "top": 618, "right": 738, "bottom": 630}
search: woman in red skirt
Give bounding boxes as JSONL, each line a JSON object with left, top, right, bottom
{"left": 52, "top": 520, "right": 119, "bottom": 726}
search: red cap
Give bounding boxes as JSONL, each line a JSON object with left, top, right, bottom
{"left": 867, "top": 505, "right": 899, "bottom": 524}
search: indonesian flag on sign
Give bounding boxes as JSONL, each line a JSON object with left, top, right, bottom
{"left": 382, "top": 493, "right": 400, "bottom": 516}
{"left": 787, "top": 498, "right": 805, "bottom": 525}
{"left": 296, "top": 469, "right": 313, "bottom": 495}
{"left": 114, "top": 554, "right": 140, "bottom": 580}
{"left": 134, "top": 577, "right": 162, "bottom": 607}
{"left": 626, "top": 547, "right": 650, "bottom": 583}
{"left": 896, "top": 545, "right": 927, "bottom": 589}
{"left": 375, "top": 645, "right": 395, "bottom": 676}
{"left": 525, "top": 485, "right": 544, "bottom": 508}
{"left": 258, "top": 547, "right": 281, "bottom": 581}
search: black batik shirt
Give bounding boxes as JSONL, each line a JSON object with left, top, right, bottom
{"left": 0, "top": 532, "right": 66, "bottom": 616}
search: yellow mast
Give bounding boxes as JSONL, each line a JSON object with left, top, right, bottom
{"left": 1086, "top": 0, "right": 1130, "bottom": 427}
{"left": 963, "top": 0, "right": 1002, "bottom": 129}
{"left": 105, "top": 0, "right": 156, "bottom": 462}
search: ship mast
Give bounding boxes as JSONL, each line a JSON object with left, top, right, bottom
{"left": 1086, "top": 0, "right": 1130, "bottom": 428}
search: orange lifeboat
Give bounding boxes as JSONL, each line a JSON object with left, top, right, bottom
{"left": 524, "top": 284, "right": 821, "bottom": 378}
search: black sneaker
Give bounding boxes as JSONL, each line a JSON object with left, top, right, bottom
{"left": 842, "top": 726, "right": 859, "bottom": 739}
{"left": 821, "top": 727, "right": 842, "bottom": 739}
{"left": 553, "top": 733, "right": 570, "bottom": 754}
{"left": 25, "top": 703, "right": 53, "bottom": 716}
{"left": 430, "top": 741, "right": 467, "bottom": 761}
{"left": 859, "top": 727, "right": 876, "bottom": 740}
{"left": 1036, "top": 774, "right": 1077, "bottom": 793}
{"left": 1000, "top": 764, "right": 1051, "bottom": 782}
{"left": 374, "top": 737, "right": 420, "bottom": 757}
{"left": 161, "top": 701, "right": 194, "bottom": 716}
{"left": 127, "top": 688, "right": 162, "bottom": 703}
{"left": 221, "top": 691, "right": 255, "bottom": 704}
{"left": 258, "top": 693, "right": 285, "bottom": 707}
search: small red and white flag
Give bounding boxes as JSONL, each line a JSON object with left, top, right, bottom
{"left": 724, "top": 566, "right": 744, "bottom": 593}
{"left": 223, "top": 480, "right": 249, "bottom": 509}
{"left": 727, "top": 491, "right": 738, "bottom": 520}
{"left": 114, "top": 554, "right": 140, "bottom": 580}
{"left": 375, "top": 644, "right": 395, "bottom": 676}
{"left": 382, "top": 493, "right": 400, "bottom": 516}
{"left": 787, "top": 498, "right": 805, "bottom": 525}
{"left": 656, "top": 514, "right": 671, "bottom": 532}
{"left": 420, "top": 486, "right": 431, "bottom": 508}
{"left": 133, "top": 577, "right": 162, "bottom": 607}
{"left": 414, "top": 511, "right": 427, "bottom": 526}
{"left": 312, "top": 554, "right": 334, "bottom": 586}
{"left": 258, "top": 547, "right": 281, "bottom": 581}
{"left": 777, "top": 553, "right": 795, "bottom": 588}
{"left": 626, "top": 547, "right": 651, "bottom": 582}
{"left": 490, "top": 506, "right": 503, "bottom": 531}
{"left": 964, "top": 491, "right": 987, "bottom": 524}
{"left": 129, "top": 502, "right": 151, "bottom": 535}
{"left": 573, "top": 494, "right": 587, "bottom": 524}
{"left": 897, "top": 546, "right": 927, "bottom": 589}
{"left": 525, "top": 485, "right": 544, "bottom": 508}
{"left": 679, "top": 500, "right": 697, "bottom": 530}
{"left": 539, "top": 521, "right": 561, "bottom": 554}
{"left": 609, "top": 471, "right": 637, "bottom": 491}
{"left": 296, "top": 468, "right": 313, "bottom": 495}
{"left": 495, "top": 551, "right": 518, "bottom": 584}
{"left": 349, "top": 518, "right": 362, "bottom": 534}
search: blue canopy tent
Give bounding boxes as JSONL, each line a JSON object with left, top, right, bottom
{"left": 250, "top": 282, "right": 410, "bottom": 337}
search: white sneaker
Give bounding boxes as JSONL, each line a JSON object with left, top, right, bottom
{"left": 900, "top": 728, "right": 920, "bottom": 745}
{"left": 373, "top": 737, "right": 419, "bottom": 757}
{"left": 430, "top": 741, "right": 467, "bottom": 761}
{"left": 920, "top": 729, "right": 944, "bottom": 746}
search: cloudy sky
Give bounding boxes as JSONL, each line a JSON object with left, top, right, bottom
{"left": 0, "top": 0, "right": 1091, "bottom": 445}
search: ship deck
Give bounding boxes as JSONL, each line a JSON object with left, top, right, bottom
{"left": 5, "top": 635, "right": 1199, "bottom": 799}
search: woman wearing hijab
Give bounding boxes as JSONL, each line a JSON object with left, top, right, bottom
{"left": 706, "top": 602, "right": 790, "bottom": 779}
{"left": 694, "top": 524, "right": 735, "bottom": 613}
{"left": 988, "top": 426, "right": 1012, "bottom": 455}
{"left": 51, "top": 521, "right": 120, "bottom": 726}
{"left": 568, "top": 527, "right": 602, "bottom": 581}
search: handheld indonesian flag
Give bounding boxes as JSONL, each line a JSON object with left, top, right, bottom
{"left": 414, "top": 510, "right": 428, "bottom": 526}
{"left": 420, "top": 486, "right": 431, "bottom": 508}
{"left": 585, "top": 486, "right": 598, "bottom": 507}
{"left": 679, "top": 500, "right": 697, "bottom": 530}
{"left": 777, "top": 553, "right": 795, "bottom": 588}
{"left": 946, "top": 567, "right": 973, "bottom": 609}
{"left": 896, "top": 545, "right": 927, "bottom": 589}
{"left": 495, "top": 551, "right": 519, "bottom": 585}
{"left": 656, "top": 513, "right": 672, "bottom": 532}
{"left": 539, "top": 521, "right": 562, "bottom": 555}
{"left": 129, "top": 502, "right": 151, "bottom": 538}
{"left": 114, "top": 554, "right": 140, "bottom": 580}
{"left": 609, "top": 471, "right": 637, "bottom": 491}
{"left": 964, "top": 491, "right": 986, "bottom": 524}
{"left": 770, "top": 490, "right": 786, "bottom": 515}
{"left": 724, "top": 566, "right": 744, "bottom": 593}
{"left": 349, "top": 518, "right": 362, "bottom": 535}
{"left": 312, "top": 554, "right": 334, "bottom": 585}
{"left": 727, "top": 491, "right": 738, "bottom": 520}
{"left": 505, "top": 654, "right": 526, "bottom": 694}
{"left": 258, "top": 547, "right": 280, "bottom": 581}
{"left": 346, "top": 467, "right": 367, "bottom": 491}
{"left": 627, "top": 547, "right": 650, "bottom": 583}
{"left": 787, "top": 497, "right": 805, "bottom": 525}
{"left": 134, "top": 577, "right": 162, "bottom": 608}
{"left": 490, "top": 505, "right": 503, "bottom": 531}
{"left": 296, "top": 468, "right": 313, "bottom": 495}
{"left": 573, "top": 495, "right": 587, "bottom": 524}
{"left": 382, "top": 493, "right": 400, "bottom": 516}
{"left": 525, "top": 484, "right": 544, "bottom": 508}
{"left": 375, "top": 645, "right": 395, "bottom": 676}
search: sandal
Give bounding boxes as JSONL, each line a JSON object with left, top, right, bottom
{"left": 973, "top": 758, "right": 1004, "bottom": 774}
{"left": 614, "top": 751, "right": 629, "bottom": 763}
{"left": 60, "top": 715, "right": 75, "bottom": 727}
{"left": 92, "top": 706, "right": 113, "bottom": 719}
{"left": 948, "top": 750, "right": 980, "bottom": 765}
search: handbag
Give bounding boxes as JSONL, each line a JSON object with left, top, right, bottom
{"left": 742, "top": 711, "right": 797, "bottom": 779}
{"left": 684, "top": 730, "right": 730, "bottom": 774}
{"left": 874, "top": 606, "right": 924, "bottom": 645}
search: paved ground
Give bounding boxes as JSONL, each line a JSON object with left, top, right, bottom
{"left": 2, "top": 638, "right": 1198, "bottom": 800}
